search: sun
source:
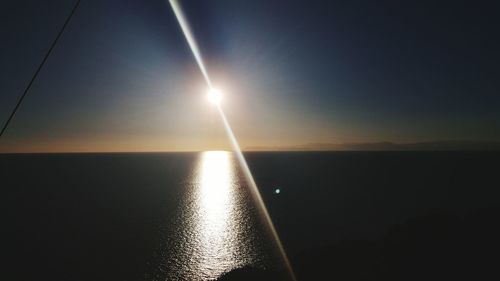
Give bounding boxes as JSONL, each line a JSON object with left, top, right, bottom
{"left": 208, "top": 88, "right": 222, "bottom": 105}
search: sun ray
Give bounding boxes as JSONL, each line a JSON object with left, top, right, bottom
{"left": 168, "top": 1, "right": 296, "bottom": 280}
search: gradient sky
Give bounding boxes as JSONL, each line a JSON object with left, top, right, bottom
{"left": 1, "top": 0, "right": 499, "bottom": 152}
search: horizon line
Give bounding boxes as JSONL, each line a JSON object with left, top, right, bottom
{"left": 2, "top": 140, "right": 500, "bottom": 154}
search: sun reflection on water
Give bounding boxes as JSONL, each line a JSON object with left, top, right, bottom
{"left": 199, "top": 150, "right": 232, "bottom": 223}
{"left": 163, "top": 151, "right": 262, "bottom": 280}
{"left": 195, "top": 151, "right": 238, "bottom": 273}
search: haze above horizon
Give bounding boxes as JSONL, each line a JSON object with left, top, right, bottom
{"left": 1, "top": 0, "right": 499, "bottom": 153}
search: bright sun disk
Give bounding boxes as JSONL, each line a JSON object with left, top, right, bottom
{"left": 208, "top": 88, "right": 222, "bottom": 105}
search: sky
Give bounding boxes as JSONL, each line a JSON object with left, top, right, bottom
{"left": 0, "top": 0, "right": 499, "bottom": 152}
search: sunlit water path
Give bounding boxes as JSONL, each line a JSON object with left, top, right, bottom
{"left": 159, "top": 151, "right": 270, "bottom": 280}
{"left": 3, "top": 152, "right": 499, "bottom": 280}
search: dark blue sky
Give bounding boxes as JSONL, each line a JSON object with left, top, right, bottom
{"left": 1, "top": 0, "right": 499, "bottom": 152}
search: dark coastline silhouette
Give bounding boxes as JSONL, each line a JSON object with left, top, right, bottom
{"left": 217, "top": 267, "right": 285, "bottom": 281}
{"left": 218, "top": 208, "right": 500, "bottom": 281}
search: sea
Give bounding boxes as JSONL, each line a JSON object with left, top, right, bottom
{"left": 2, "top": 151, "right": 499, "bottom": 280}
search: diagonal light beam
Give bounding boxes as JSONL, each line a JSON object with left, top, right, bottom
{"left": 216, "top": 106, "right": 297, "bottom": 280}
{"left": 169, "top": 0, "right": 212, "bottom": 88}
{"left": 168, "top": 1, "right": 296, "bottom": 280}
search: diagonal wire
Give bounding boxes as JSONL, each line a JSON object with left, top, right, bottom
{"left": 0, "top": 0, "right": 81, "bottom": 139}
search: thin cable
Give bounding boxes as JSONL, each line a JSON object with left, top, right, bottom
{"left": 0, "top": 0, "right": 81, "bottom": 139}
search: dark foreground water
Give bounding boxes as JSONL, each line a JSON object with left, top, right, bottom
{"left": 2, "top": 151, "right": 500, "bottom": 280}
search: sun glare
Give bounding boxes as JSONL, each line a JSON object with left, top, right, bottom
{"left": 208, "top": 88, "right": 222, "bottom": 105}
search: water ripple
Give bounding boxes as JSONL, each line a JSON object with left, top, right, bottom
{"left": 156, "top": 151, "right": 267, "bottom": 280}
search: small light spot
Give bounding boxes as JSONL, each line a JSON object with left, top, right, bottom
{"left": 275, "top": 188, "right": 280, "bottom": 194}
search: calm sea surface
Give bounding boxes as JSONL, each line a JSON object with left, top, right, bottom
{"left": 2, "top": 151, "right": 499, "bottom": 280}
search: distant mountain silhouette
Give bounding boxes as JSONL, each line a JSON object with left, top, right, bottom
{"left": 245, "top": 140, "right": 500, "bottom": 151}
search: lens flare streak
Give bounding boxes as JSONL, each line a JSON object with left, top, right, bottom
{"left": 217, "top": 106, "right": 296, "bottom": 280}
{"left": 168, "top": 1, "right": 296, "bottom": 280}
{"left": 169, "top": 0, "right": 212, "bottom": 88}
